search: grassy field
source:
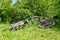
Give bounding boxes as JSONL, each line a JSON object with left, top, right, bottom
{"left": 0, "top": 19, "right": 60, "bottom": 40}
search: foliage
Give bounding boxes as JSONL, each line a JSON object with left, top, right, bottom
{"left": 0, "top": 0, "right": 60, "bottom": 23}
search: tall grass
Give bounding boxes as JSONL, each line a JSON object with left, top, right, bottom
{"left": 0, "top": 19, "right": 60, "bottom": 40}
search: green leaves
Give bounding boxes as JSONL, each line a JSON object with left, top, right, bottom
{"left": 0, "top": 0, "right": 60, "bottom": 23}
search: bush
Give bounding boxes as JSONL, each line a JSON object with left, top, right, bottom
{"left": 0, "top": 0, "right": 60, "bottom": 23}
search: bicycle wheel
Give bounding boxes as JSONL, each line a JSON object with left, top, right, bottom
{"left": 38, "top": 20, "right": 55, "bottom": 28}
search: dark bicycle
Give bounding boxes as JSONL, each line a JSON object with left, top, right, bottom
{"left": 34, "top": 16, "right": 55, "bottom": 28}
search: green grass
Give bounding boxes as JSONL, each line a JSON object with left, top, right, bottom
{"left": 0, "top": 20, "right": 60, "bottom": 40}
